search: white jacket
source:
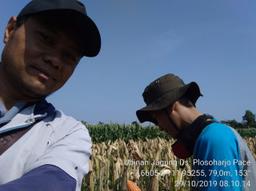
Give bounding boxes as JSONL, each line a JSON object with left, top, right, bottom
{"left": 0, "top": 104, "right": 92, "bottom": 191}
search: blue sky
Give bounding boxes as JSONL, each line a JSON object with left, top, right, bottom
{"left": 0, "top": 1, "right": 255, "bottom": 124}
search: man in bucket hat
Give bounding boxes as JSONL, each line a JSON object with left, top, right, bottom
{"left": 0, "top": 0, "right": 100, "bottom": 191}
{"left": 137, "top": 73, "right": 256, "bottom": 190}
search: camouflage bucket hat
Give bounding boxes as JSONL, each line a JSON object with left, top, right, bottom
{"left": 136, "top": 73, "right": 202, "bottom": 123}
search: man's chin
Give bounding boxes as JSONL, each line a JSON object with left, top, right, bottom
{"left": 22, "top": 85, "right": 53, "bottom": 100}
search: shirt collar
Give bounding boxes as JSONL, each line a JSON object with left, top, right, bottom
{"left": 0, "top": 101, "right": 7, "bottom": 118}
{"left": 0, "top": 100, "right": 55, "bottom": 127}
{"left": 0, "top": 102, "right": 26, "bottom": 125}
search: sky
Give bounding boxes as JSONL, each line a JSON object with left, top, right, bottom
{"left": 0, "top": 0, "right": 255, "bottom": 124}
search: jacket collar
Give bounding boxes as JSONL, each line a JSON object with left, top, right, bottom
{"left": 0, "top": 100, "right": 55, "bottom": 135}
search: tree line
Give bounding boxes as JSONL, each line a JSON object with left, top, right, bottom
{"left": 222, "top": 110, "right": 256, "bottom": 129}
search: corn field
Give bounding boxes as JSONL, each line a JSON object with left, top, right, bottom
{"left": 82, "top": 137, "right": 256, "bottom": 191}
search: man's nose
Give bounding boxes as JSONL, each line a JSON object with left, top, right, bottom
{"left": 42, "top": 54, "right": 62, "bottom": 70}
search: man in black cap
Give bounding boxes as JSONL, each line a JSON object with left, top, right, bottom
{"left": 137, "top": 73, "right": 256, "bottom": 190}
{"left": 0, "top": 0, "right": 100, "bottom": 191}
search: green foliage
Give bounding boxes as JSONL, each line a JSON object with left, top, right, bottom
{"left": 82, "top": 122, "right": 170, "bottom": 143}
{"left": 222, "top": 109, "right": 256, "bottom": 129}
{"left": 236, "top": 128, "right": 256, "bottom": 137}
{"left": 221, "top": 120, "right": 244, "bottom": 129}
{"left": 83, "top": 110, "right": 256, "bottom": 143}
{"left": 83, "top": 121, "right": 256, "bottom": 143}
{"left": 243, "top": 110, "right": 256, "bottom": 128}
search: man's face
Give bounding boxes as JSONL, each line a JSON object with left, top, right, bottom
{"left": 1, "top": 16, "right": 82, "bottom": 99}
{"left": 151, "top": 110, "right": 179, "bottom": 138}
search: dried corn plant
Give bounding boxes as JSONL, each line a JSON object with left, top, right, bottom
{"left": 83, "top": 137, "right": 256, "bottom": 191}
{"left": 83, "top": 138, "right": 191, "bottom": 191}
{"left": 244, "top": 137, "right": 256, "bottom": 159}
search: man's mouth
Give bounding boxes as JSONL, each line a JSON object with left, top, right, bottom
{"left": 29, "top": 65, "right": 55, "bottom": 82}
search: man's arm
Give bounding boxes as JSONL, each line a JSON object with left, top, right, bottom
{"left": 0, "top": 165, "right": 76, "bottom": 191}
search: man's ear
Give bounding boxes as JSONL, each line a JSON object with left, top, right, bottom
{"left": 3, "top": 16, "right": 17, "bottom": 44}
{"left": 168, "top": 101, "right": 180, "bottom": 119}
{"left": 171, "top": 101, "right": 178, "bottom": 112}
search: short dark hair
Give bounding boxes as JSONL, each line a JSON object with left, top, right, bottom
{"left": 178, "top": 96, "right": 195, "bottom": 107}
{"left": 161, "top": 96, "right": 194, "bottom": 116}
{"left": 15, "top": 16, "right": 28, "bottom": 28}
{"left": 165, "top": 96, "right": 195, "bottom": 111}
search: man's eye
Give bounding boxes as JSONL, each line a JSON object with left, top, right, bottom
{"left": 38, "top": 32, "right": 52, "bottom": 44}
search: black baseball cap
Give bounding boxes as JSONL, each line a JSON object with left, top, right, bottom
{"left": 17, "top": 0, "right": 101, "bottom": 57}
{"left": 136, "top": 74, "right": 202, "bottom": 123}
